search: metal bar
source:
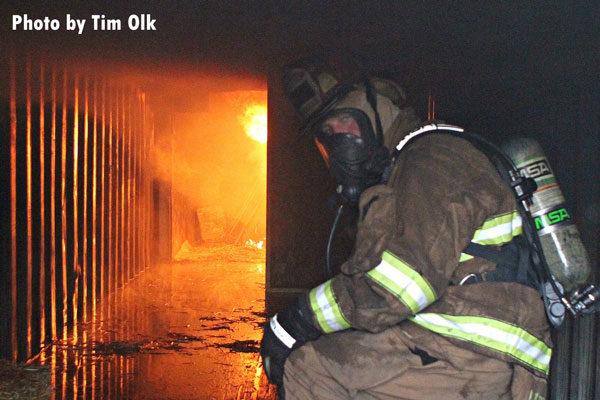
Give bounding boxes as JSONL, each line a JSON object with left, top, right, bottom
{"left": 39, "top": 58, "right": 47, "bottom": 351}
{"left": 107, "top": 84, "right": 113, "bottom": 307}
{"left": 50, "top": 64, "right": 57, "bottom": 342}
{"left": 126, "top": 89, "right": 132, "bottom": 282}
{"left": 60, "top": 66, "right": 68, "bottom": 342}
{"left": 120, "top": 89, "right": 126, "bottom": 286}
{"left": 26, "top": 57, "right": 33, "bottom": 359}
{"left": 139, "top": 93, "right": 145, "bottom": 274}
{"left": 72, "top": 73, "right": 80, "bottom": 345}
{"left": 82, "top": 76, "right": 89, "bottom": 324}
{"left": 147, "top": 116, "right": 154, "bottom": 271}
{"left": 134, "top": 91, "right": 140, "bottom": 276}
{"left": 131, "top": 91, "right": 137, "bottom": 277}
{"left": 92, "top": 77, "right": 98, "bottom": 318}
{"left": 114, "top": 87, "right": 120, "bottom": 291}
{"left": 100, "top": 80, "right": 106, "bottom": 320}
{"left": 10, "top": 53, "right": 18, "bottom": 362}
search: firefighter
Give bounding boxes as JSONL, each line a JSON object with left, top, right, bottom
{"left": 260, "top": 54, "right": 552, "bottom": 399}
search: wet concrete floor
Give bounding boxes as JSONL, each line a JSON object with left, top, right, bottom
{"left": 36, "top": 245, "right": 278, "bottom": 400}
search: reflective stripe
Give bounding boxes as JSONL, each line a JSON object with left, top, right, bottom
{"left": 410, "top": 313, "right": 552, "bottom": 375}
{"left": 270, "top": 314, "right": 296, "bottom": 349}
{"left": 366, "top": 251, "right": 436, "bottom": 314}
{"left": 395, "top": 123, "right": 464, "bottom": 152}
{"left": 460, "top": 211, "right": 523, "bottom": 262}
{"left": 309, "top": 279, "right": 351, "bottom": 333}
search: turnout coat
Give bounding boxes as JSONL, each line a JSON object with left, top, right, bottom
{"left": 295, "top": 110, "right": 552, "bottom": 398}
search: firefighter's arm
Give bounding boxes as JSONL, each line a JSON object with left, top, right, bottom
{"left": 306, "top": 135, "right": 505, "bottom": 333}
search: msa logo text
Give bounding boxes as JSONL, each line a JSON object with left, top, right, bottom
{"left": 521, "top": 160, "right": 552, "bottom": 179}
{"left": 534, "top": 208, "right": 571, "bottom": 231}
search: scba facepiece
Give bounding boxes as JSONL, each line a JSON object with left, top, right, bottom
{"left": 283, "top": 54, "right": 406, "bottom": 202}
{"left": 314, "top": 108, "right": 390, "bottom": 203}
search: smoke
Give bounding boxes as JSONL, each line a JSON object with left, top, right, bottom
{"left": 150, "top": 88, "right": 267, "bottom": 241}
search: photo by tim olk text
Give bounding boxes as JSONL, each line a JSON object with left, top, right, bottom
{"left": 12, "top": 14, "right": 156, "bottom": 34}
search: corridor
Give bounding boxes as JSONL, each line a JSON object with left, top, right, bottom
{"left": 35, "top": 243, "right": 275, "bottom": 399}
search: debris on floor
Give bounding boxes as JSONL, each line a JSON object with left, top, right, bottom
{"left": 0, "top": 359, "right": 52, "bottom": 400}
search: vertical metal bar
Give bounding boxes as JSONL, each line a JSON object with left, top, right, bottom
{"left": 141, "top": 98, "right": 146, "bottom": 273}
{"left": 92, "top": 77, "right": 98, "bottom": 319}
{"left": 140, "top": 98, "right": 144, "bottom": 273}
{"left": 26, "top": 57, "right": 33, "bottom": 359}
{"left": 9, "top": 53, "right": 18, "bottom": 362}
{"left": 120, "top": 89, "right": 126, "bottom": 286}
{"left": 107, "top": 85, "right": 113, "bottom": 310}
{"left": 39, "top": 60, "right": 47, "bottom": 350}
{"left": 100, "top": 81, "right": 106, "bottom": 321}
{"left": 170, "top": 116, "right": 174, "bottom": 260}
{"left": 147, "top": 115, "right": 153, "bottom": 271}
{"left": 134, "top": 92, "right": 140, "bottom": 276}
{"left": 139, "top": 93, "right": 144, "bottom": 274}
{"left": 127, "top": 90, "right": 132, "bottom": 281}
{"left": 82, "top": 76, "right": 89, "bottom": 325}
{"left": 61, "top": 66, "right": 68, "bottom": 342}
{"left": 139, "top": 92, "right": 143, "bottom": 273}
{"left": 72, "top": 73, "right": 80, "bottom": 345}
{"left": 148, "top": 104, "right": 153, "bottom": 272}
{"left": 131, "top": 91, "right": 135, "bottom": 277}
{"left": 50, "top": 65, "right": 57, "bottom": 342}
{"left": 114, "top": 87, "right": 120, "bottom": 292}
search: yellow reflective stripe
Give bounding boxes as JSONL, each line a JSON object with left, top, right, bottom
{"left": 410, "top": 313, "right": 551, "bottom": 375}
{"left": 366, "top": 251, "right": 436, "bottom": 314}
{"left": 459, "top": 253, "right": 474, "bottom": 262}
{"left": 460, "top": 211, "right": 523, "bottom": 262}
{"left": 308, "top": 279, "right": 351, "bottom": 333}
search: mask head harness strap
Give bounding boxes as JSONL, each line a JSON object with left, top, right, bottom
{"left": 362, "top": 76, "right": 385, "bottom": 148}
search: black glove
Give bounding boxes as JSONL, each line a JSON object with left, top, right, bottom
{"left": 260, "top": 295, "right": 321, "bottom": 387}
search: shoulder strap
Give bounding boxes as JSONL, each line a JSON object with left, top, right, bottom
{"left": 461, "top": 238, "right": 539, "bottom": 290}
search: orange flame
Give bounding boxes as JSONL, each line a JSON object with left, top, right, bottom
{"left": 240, "top": 104, "right": 267, "bottom": 144}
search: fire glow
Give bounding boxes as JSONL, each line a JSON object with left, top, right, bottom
{"left": 240, "top": 104, "right": 267, "bottom": 144}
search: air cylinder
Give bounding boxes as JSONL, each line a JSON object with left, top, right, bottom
{"left": 502, "top": 137, "right": 591, "bottom": 293}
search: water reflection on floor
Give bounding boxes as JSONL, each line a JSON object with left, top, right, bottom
{"left": 37, "top": 245, "right": 277, "bottom": 399}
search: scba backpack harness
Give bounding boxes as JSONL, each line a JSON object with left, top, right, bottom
{"left": 392, "top": 123, "right": 600, "bottom": 328}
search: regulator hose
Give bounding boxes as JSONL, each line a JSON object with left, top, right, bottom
{"left": 326, "top": 204, "right": 345, "bottom": 278}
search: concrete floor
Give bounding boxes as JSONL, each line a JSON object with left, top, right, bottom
{"left": 38, "top": 245, "right": 277, "bottom": 400}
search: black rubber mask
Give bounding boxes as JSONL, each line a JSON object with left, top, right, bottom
{"left": 314, "top": 109, "right": 390, "bottom": 203}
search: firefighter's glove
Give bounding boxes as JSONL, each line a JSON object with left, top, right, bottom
{"left": 260, "top": 295, "right": 321, "bottom": 386}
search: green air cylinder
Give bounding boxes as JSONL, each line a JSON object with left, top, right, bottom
{"left": 502, "top": 137, "right": 591, "bottom": 293}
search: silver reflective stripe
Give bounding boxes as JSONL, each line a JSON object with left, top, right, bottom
{"left": 460, "top": 211, "right": 523, "bottom": 262}
{"left": 395, "top": 123, "right": 464, "bottom": 152}
{"left": 309, "top": 280, "right": 351, "bottom": 334}
{"left": 410, "top": 313, "right": 551, "bottom": 375}
{"left": 366, "top": 251, "right": 436, "bottom": 314}
{"left": 270, "top": 314, "right": 296, "bottom": 349}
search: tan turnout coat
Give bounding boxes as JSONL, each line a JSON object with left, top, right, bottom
{"left": 285, "top": 92, "right": 552, "bottom": 399}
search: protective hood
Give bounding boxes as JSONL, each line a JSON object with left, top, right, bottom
{"left": 333, "top": 85, "right": 422, "bottom": 152}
